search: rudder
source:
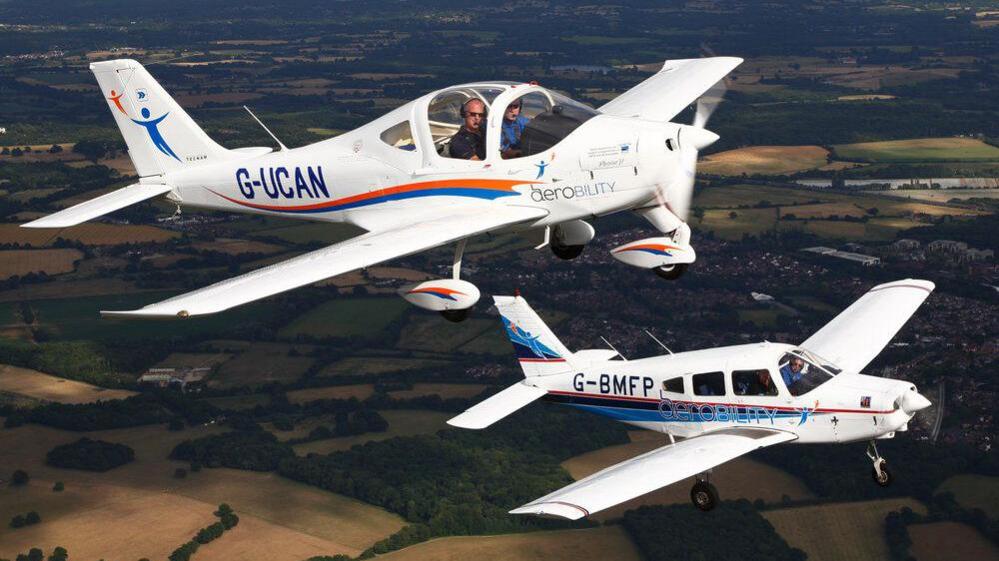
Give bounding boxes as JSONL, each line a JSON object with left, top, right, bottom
{"left": 493, "top": 295, "right": 574, "bottom": 377}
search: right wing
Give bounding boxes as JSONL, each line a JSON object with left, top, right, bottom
{"left": 599, "top": 57, "right": 742, "bottom": 122}
{"left": 21, "top": 183, "right": 173, "bottom": 229}
{"left": 101, "top": 204, "right": 547, "bottom": 318}
{"left": 801, "top": 279, "right": 934, "bottom": 373}
{"left": 511, "top": 428, "right": 796, "bottom": 520}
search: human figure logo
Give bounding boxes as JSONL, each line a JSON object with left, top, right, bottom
{"left": 108, "top": 89, "right": 127, "bottom": 115}
{"left": 131, "top": 107, "right": 181, "bottom": 162}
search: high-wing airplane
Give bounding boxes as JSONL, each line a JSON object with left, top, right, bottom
{"left": 22, "top": 57, "right": 741, "bottom": 322}
{"left": 448, "top": 279, "right": 936, "bottom": 516}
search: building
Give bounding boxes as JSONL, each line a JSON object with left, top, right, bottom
{"left": 802, "top": 246, "right": 881, "bottom": 266}
{"left": 928, "top": 240, "right": 968, "bottom": 253}
{"left": 139, "top": 367, "right": 210, "bottom": 390}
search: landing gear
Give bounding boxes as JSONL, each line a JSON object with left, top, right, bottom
{"left": 690, "top": 476, "right": 719, "bottom": 511}
{"left": 440, "top": 309, "right": 470, "bottom": 323}
{"left": 654, "top": 263, "right": 688, "bottom": 281}
{"left": 867, "top": 441, "right": 892, "bottom": 487}
{"left": 551, "top": 242, "right": 585, "bottom": 260}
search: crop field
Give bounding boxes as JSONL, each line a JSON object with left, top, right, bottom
{"left": 908, "top": 521, "right": 999, "bottom": 561}
{"left": 203, "top": 394, "right": 270, "bottom": 410}
{"left": 286, "top": 384, "right": 376, "bottom": 404}
{"left": 387, "top": 383, "right": 488, "bottom": 400}
{"left": 871, "top": 188, "right": 999, "bottom": 203}
{"left": 763, "top": 498, "right": 927, "bottom": 561}
{"left": 456, "top": 328, "right": 513, "bottom": 356}
{"left": 0, "top": 248, "right": 82, "bottom": 279}
{"left": 191, "top": 238, "right": 285, "bottom": 255}
{"left": 379, "top": 526, "right": 643, "bottom": 561}
{"left": 832, "top": 137, "right": 999, "bottom": 163}
{"left": 279, "top": 297, "right": 409, "bottom": 339}
{"left": 397, "top": 317, "right": 495, "bottom": 353}
{"left": 938, "top": 474, "right": 999, "bottom": 517}
{"left": 0, "top": 364, "right": 136, "bottom": 404}
{"left": 694, "top": 208, "right": 779, "bottom": 240}
{"left": 212, "top": 343, "right": 315, "bottom": 388}
{"left": 561, "top": 431, "right": 815, "bottom": 521}
{"left": 0, "top": 423, "right": 405, "bottom": 560}
{"left": 0, "top": 223, "right": 179, "bottom": 246}
{"left": 319, "top": 356, "right": 452, "bottom": 377}
{"left": 292, "top": 410, "right": 452, "bottom": 456}
{"left": 700, "top": 146, "right": 830, "bottom": 176}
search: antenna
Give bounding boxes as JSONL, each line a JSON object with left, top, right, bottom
{"left": 644, "top": 329, "right": 673, "bottom": 355}
{"left": 243, "top": 105, "right": 288, "bottom": 151}
{"left": 600, "top": 336, "right": 627, "bottom": 361}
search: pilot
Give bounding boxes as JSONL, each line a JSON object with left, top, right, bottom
{"left": 500, "top": 98, "right": 530, "bottom": 158}
{"left": 780, "top": 357, "right": 806, "bottom": 389}
{"left": 449, "top": 99, "right": 487, "bottom": 160}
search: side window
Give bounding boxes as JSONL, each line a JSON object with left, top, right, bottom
{"left": 733, "top": 370, "right": 778, "bottom": 396}
{"left": 661, "top": 376, "right": 684, "bottom": 394}
{"left": 692, "top": 371, "right": 725, "bottom": 396}
{"left": 380, "top": 121, "right": 416, "bottom": 151}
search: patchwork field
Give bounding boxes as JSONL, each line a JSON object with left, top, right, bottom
{"left": 319, "top": 356, "right": 452, "bottom": 377}
{"left": 279, "top": 297, "right": 409, "bottom": 339}
{"left": 212, "top": 343, "right": 315, "bottom": 387}
{"left": 292, "top": 410, "right": 452, "bottom": 456}
{"left": 0, "top": 364, "right": 136, "bottom": 404}
{"left": 387, "top": 383, "right": 488, "bottom": 400}
{"left": 938, "top": 474, "right": 999, "bottom": 517}
{"left": 700, "top": 146, "right": 830, "bottom": 176}
{"left": 191, "top": 238, "right": 285, "bottom": 255}
{"left": 0, "top": 248, "right": 83, "bottom": 279}
{"left": 397, "top": 317, "right": 495, "bottom": 353}
{"left": 286, "top": 384, "right": 376, "bottom": 404}
{"left": 379, "top": 526, "right": 643, "bottom": 561}
{"left": 154, "top": 352, "right": 234, "bottom": 370}
{"left": 561, "top": 431, "right": 815, "bottom": 521}
{"left": 0, "top": 223, "right": 179, "bottom": 246}
{"left": 763, "top": 498, "right": 927, "bottom": 561}
{"left": 832, "top": 137, "right": 999, "bottom": 163}
{"left": 908, "top": 521, "right": 999, "bottom": 561}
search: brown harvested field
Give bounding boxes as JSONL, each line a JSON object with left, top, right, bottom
{"left": 0, "top": 364, "right": 136, "bottom": 404}
{"left": 387, "top": 383, "right": 488, "bottom": 400}
{"left": 379, "top": 526, "right": 642, "bottom": 561}
{"left": 700, "top": 146, "right": 829, "bottom": 176}
{"left": 212, "top": 343, "right": 315, "bottom": 387}
{"left": 561, "top": 431, "right": 815, "bottom": 521}
{"left": 0, "top": 248, "right": 83, "bottom": 278}
{"left": 287, "top": 384, "right": 375, "bottom": 404}
{"left": 192, "top": 238, "right": 284, "bottom": 255}
{"left": 908, "top": 521, "right": 999, "bottom": 561}
{"left": 292, "top": 410, "right": 452, "bottom": 456}
{"left": 0, "top": 223, "right": 178, "bottom": 246}
{"left": 0, "top": 423, "right": 405, "bottom": 560}
{"left": 764, "top": 498, "right": 927, "bottom": 561}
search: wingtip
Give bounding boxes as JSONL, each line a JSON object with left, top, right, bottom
{"left": 509, "top": 503, "right": 587, "bottom": 520}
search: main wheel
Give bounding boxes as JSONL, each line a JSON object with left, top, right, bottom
{"left": 871, "top": 461, "right": 892, "bottom": 487}
{"left": 690, "top": 481, "right": 719, "bottom": 512}
{"left": 551, "top": 243, "right": 585, "bottom": 260}
{"left": 654, "top": 263, "right": 688, "bottom": 281}
{"left": 440, "top": 309, "right": 470, "bottom": 323}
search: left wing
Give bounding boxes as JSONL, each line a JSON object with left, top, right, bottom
{"left": 511, "top": 428, "right": 796, "bottom": 520}
{"left": 102, "top": 204, "right": 547, "bottom": 318}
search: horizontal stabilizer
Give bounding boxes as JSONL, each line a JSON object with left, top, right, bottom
{"left": 21, "top": 183, "right": 172, "bottom": 229}
{"left": 447, "top": 382, "right": 547, "bottom": 430}
{"left": 801, "top": 279, "right": 934, "bottom": 373}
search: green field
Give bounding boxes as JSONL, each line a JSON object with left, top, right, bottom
{"left": 938, "top": 474, "right": 999, "bottom": 517}
{"left": 292, "top": 410, "right": 452, "bottom": 455}
{"left": 831, "top": 137, "right": 999, "bottom": 163}
{"left": 397, "top": 317, "right": 495, "bottom": 353}
{"left": 736, "top": 308, "right": 785, "bottom": 328}
{"left": 319, "top": 356, "right": 452, "bottom": 376}
{"left": 279, "top": 297, "right": 408, "bottom": 339}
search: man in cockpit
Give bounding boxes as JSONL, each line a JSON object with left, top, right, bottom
{"left": 500, "top": 98, "right": 530, "bottom": 158}
{"left": 449, "top": 99, "right": 487, "bottom": 160}
{"left": 780, "top": 356, "right": 806, "bottom": 390}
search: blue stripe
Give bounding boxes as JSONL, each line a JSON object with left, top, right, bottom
{"left": 284, "top": 188, "right": 518, "bottom": 214}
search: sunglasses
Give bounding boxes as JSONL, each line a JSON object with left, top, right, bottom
{"left": 467, "top": 111, "right": 486, "bottom": 118}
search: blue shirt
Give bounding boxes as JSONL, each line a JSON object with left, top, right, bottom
{"left": 501, "top": 116, "right": 530, "bottom": 151}
{"left": 780, "top": 364, "right": 803, "bottom": 388}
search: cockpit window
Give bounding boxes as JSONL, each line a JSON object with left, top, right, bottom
{"left": 500, "top": 89, "right": 598, "bottom": 159}
{"left": 379, "top": 120, "right": 416, "bottom": 151}
{"left": 778, "top": 349, "right": 836, "bottom": 396}
{"left": 428, "top": 87, "right": 505, "bottom": 159}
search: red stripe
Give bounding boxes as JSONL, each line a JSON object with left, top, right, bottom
{"left": 519, "top": 358, "right": 567, "bottom": 363}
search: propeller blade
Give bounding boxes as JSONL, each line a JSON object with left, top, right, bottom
{"left": 669, "top": 145, "right": 698, "bottom": 221}
{"left": 693, "top": 78, "right": 728, "bottom": 129}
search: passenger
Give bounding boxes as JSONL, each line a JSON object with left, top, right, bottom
{"left": 449, "top": 99, "right": 487, "bottom": 160}
{"left": 756, "top": 369, "right": 776, "bottom": 396}
{"left": 780, "top": 357, "right": 806, "bottom": 389}
{"left": 500, "top": 98, "right": 530, "bottom": 158}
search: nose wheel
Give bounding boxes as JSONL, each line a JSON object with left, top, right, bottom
{"left": 690, "top": 475, "right": 719, "bottom": 511}
{"left": 867, "top": 441, "right": 892, "bottom": 487}
{"left": 654, "top": 263, "right": 688, "bottom": 280}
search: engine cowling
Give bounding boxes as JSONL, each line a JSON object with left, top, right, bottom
{"left": 610, "top": 237, "right": 696, "bottom": 269}
{"left": 399, "top": 279, "right": 481, "bottom": 312}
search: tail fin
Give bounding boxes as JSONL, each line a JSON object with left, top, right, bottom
{"left": 90, "top": 59, "right": 232, "bottom": 177}
{"left": 493, "top": 295, "right": 574, "bottom": 377}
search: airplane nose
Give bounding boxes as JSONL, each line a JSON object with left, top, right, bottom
{"left": 681, "top": 126, "right": 720, "bottom": 151}
{"left": 898, "top": 389, "right": 932, "bottom": 414}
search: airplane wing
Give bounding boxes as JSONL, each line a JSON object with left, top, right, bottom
{"left": 101, "top": 204, "right": 547, "bottom": 318}
{"left": 511, "top": 427, "right": 796, "bottom": 519}
{"left": 598, "top": 57, "right": 743, "bottom": 122}
{"left": 800, "top": 279, "right": 935, "bottom": 373}
{"left": 21, "top": 183, "right": 173, "bottom": 229}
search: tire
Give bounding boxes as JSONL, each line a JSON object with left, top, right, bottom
{"left": 551, "top": 243, "right": 585, "bottom": 260}
{"left": 690, "top": 481, "right": 719, "bottom": 512}
{"left": 440, "top": 309, "right": 470, "bottom": 323}
{"left": 654, "top": 263, "right": 688, "bottom": 280}
{"left": 872, "top": 462, "right": 892, "bottom": 487}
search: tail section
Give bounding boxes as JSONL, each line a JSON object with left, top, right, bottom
{"left": 90, "top": 59, "right": 232, "bottom": 177}
{"left": 493, "top": 295, "right": 574, "bottom": 377}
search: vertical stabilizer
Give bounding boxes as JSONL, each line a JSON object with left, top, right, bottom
{"left": 493, "top": 295, "right": 574, "bottom": 377}
{"left": 90, "top": 59, "right": 231, "bottom": 177}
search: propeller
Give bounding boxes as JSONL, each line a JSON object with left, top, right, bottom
{"left": 662, "top": 79, "right": 725, "bottom": 222}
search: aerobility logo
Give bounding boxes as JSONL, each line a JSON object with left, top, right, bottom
{"left": 657, "top": 397, "right": 821, "bottom": 426}
{"left": 501, "top": 315, "right": 563, "bottom": 362}
{"left": 131, "top": 107, "right": 181, "bottom": 162}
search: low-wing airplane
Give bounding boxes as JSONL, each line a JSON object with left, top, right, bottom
{"left": 448, "top": 279, "right": 936, "bottom": 517}
{"left": 22, "top": 56, "right": 741, "bottom": 321}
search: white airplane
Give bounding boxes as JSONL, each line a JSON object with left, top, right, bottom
{"left": 448, "top": 279, "right": 936, "bottom": 516}
{"left": 22, "top": 57, "right": 741, "bottom": 321}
